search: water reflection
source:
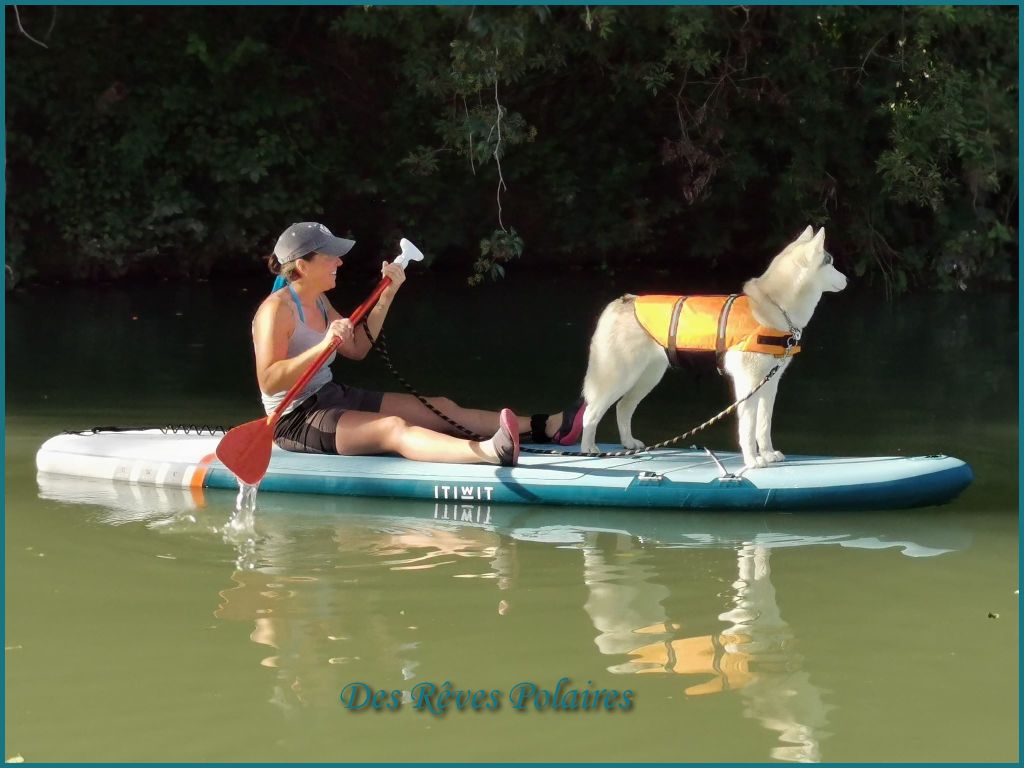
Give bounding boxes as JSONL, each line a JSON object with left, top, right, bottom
{"left": 38, "top": 474, "right": 972, "bottom": 759}
{"left": 582, "top": 537, "right": 828, "bottom": 761}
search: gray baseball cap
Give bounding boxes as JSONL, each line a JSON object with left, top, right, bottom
{"left": 273, "top": 222, "right": 356, "bottom": 264}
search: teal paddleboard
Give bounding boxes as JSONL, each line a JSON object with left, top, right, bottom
{"left": 36, "top": 429, "right": 973, "bottom": 511}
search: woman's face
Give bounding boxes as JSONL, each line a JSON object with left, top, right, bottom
{"left": 300, "top": 252, "right": 343, "bottom": 289}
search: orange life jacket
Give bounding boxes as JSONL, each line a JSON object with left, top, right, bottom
{"left": 633, "top": 294, "right": 800, "bottom": 368}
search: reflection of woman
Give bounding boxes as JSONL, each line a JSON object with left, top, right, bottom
{"left": 253, "top": 222, "right": 585, "bottom": 467}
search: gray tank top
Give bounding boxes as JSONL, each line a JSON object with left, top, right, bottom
{"left": 260, "top": 286, "right": 335, "bottom": 416}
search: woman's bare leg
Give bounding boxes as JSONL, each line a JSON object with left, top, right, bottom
{"left": 379, "top": 393, "right": 564, "bottom": 438}
{"left": 335, "top": 410, "right": 502, "bottom": 464}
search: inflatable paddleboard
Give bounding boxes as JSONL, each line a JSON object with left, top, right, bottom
{"left": 36, "top": 429, "right": 973, "bottom": 511}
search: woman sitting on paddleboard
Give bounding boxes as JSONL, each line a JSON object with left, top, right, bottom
{"left": 253, "top": 222, "right": 584, "bottom": 467}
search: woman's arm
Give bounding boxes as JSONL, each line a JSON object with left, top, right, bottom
{"left": 253, "top": 297, "right": 351, "bottom": 394}
{"left": 330, "top": 261, "right": 406, "bottom": 360}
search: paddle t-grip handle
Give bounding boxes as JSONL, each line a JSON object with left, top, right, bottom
{"left": 266, "top": 239, "right": 425, "bottom": 427}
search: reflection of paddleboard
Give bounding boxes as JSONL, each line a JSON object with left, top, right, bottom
{"left": 37, "top": 429, "right": 973, "bottom": 512}
{"left": 37, "top": 471, "right": 972, "bottom": 558}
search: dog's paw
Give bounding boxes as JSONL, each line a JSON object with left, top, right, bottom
{"left": 744, "top": 454, "right": 768, "bottom": 469}
{"left": 580, "top": 441, "right": 600, "bottom": 454}
{"left": 760, "top": 450, "right": 785, "bottom": 464}
{"left": 621, "top": 437, "right": 646, "bottom": 451}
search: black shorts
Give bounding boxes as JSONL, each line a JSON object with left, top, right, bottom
{"left": 274, "top": 382, "right": 384, "bottom": 454}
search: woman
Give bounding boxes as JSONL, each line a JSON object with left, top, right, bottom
{"left": 253, "top": 222, "right": 585, "bottom": 467}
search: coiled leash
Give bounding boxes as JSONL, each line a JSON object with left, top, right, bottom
{"left": 65, "top": 424, "right": 229, "bottom": 436}
{"left": 362, "top": 320, "right": 799, "bottom": 459}
{"left": 361, "top": 321, "right": 481, "bottom": 440}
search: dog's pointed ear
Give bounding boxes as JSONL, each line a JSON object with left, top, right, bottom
{"left": 811, "top": 227, "right": 826, "bottom": 252}
{"left": 795, "top": 227, "right": 826, "bottom": 267}
{"left": 798, "top": 225, "right": 814, "bottom": 242}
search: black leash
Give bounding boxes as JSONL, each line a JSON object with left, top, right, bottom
{"left": 363, "top": 321, "right": 796, "bottom": 459}
{"left": 64, "top": 425, "right": 228, "bottom": 436}
{"left": 69, "top": 327, "right": 793, "bottom": 460}
{"left": 364, "top": 322, "right": 483, "bottom": 441}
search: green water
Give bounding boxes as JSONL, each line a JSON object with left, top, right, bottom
{"left": 5, "top": 274, "right": 1018, "bottom": 762}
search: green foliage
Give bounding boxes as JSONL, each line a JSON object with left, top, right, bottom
{"left": 469, "top": 227, "right": 524, "bottom": 287}
{"left": 5, "top": 6, "right": 1017, "bottom": 292}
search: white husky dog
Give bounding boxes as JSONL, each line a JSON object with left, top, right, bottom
{"left": 579, "top": 227, "right": 847, "bottom": 467}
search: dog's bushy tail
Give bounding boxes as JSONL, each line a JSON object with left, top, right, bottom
{"left": 581, "top": 294, "right": 649, "bottom": 406}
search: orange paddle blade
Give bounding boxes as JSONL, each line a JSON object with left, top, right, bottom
{"left": 215, "top": 417, "right": 274, "bottom": 486}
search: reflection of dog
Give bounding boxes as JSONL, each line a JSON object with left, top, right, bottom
{"left": 580, "top": 227, "right": 847, "bottom": 466}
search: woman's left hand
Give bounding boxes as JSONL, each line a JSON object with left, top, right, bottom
{"left": 380, "top": 260, "right": 406, "bottom": 302}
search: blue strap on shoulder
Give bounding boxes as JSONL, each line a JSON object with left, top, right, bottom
{"left": 271, "top": 277, "right": 326, "bottom": 327}
{"left": 285, "top": 283, "right": 305, "bottom": 323}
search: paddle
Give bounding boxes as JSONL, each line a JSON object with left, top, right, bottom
{"left": 216, "top": 238, "right": 426, "bottom": 485}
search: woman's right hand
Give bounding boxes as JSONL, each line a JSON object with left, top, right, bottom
{"left": 322, "top": 318, "right": 354, "bottom": 351}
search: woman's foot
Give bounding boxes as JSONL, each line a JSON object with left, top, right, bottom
{"left": 528, "top": 397, "right": 587, "bottom": 445}
{"left": 549, "top": 397, "right": 586, "bottom": 445}
{"left": 483, "top": 408, "right": 520, "bottom": 466}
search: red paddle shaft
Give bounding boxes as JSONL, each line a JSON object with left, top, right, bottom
{"left": 265, "top": 276, "right": 392, "bottom": 429}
